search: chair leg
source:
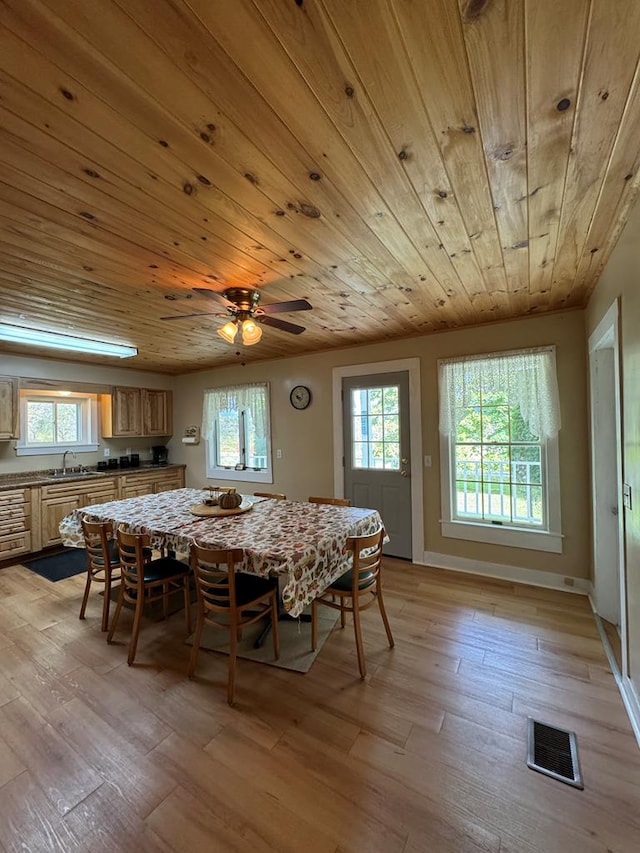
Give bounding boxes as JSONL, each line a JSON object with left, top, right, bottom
{"left": 163, "top": 582, "right": 169, "bottom": 620}
{"left": 183, "top": 577, "right": 191, "bottom": 633}
{"left": 107, "top": 587, "right": 124, "bottom": 644}
{"left": 101, "top": 572, "right": 112, "bottom": 632}
{"left": 127, "top": 597, "right": 144, "bottom": 666}
{"left": 79, "top": 571, "right": 92, "bottom": 621}
{"left": 352, "top": 600, "right": 367, "bottom": 679}
{"left": 187, "top": 610, "right": 204, "bottom": 678}
{"left": 227, "top": 623, "right": 238, "bottom": 706}
{"left": 376, "top": 585, "right": 394, "bottom": 648}
{"left": 311, "top": 598, "right": 318, "bottom": 651}
{"left": 271, "top": 594, "right": 280, "bottom": 660}
{"left": 340, "top": 604, "right": 346, "bottom": 629}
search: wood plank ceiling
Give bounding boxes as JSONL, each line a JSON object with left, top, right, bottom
{"left": 1, "top": 0, "right": 640, "bottom": 374}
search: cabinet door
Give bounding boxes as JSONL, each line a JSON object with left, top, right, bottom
{"left": 0, "top": 377, "right": 19, "bottom": 440}
{"left": 111, "top": 387, "right": 142, "bottom": 436}
{"left": 143, "top": 389, "right": 172, "bottom": 436}
{"left": 41, "top": 494, "right": 82, "bottom": 548}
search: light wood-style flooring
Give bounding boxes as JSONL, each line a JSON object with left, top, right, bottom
{"left": 0, "top": 557, "right": 639, "bottom": 853}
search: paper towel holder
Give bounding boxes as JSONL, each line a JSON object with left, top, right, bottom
{"left": 182, "top": 425, "right": 200, "bottom": 445}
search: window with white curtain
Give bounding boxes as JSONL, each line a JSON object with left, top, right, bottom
{"left": 438, "top": 347, "right": 563, "bottom": 553}
{"left": 202, "top": 383, "right": 272, "bottom": 483}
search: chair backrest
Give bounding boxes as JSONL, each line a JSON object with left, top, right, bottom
{"left": 308, "top": 496, "right": 352, "bottom": 506}
{"left": 207, "top": 486, "right": 236, "bottom": 494}
{"left": 346, "top": 527, "right": 385, "bottom": 590}
{"left": 81, "top": 517, "right": 117, "bottom": 569}
{"left": 116, "top": 527, "right": 151, "bottom": 591}
{"left": 190, "top": 543, "right": 244, "bottom": 615}
{"left": 254, "top": 491, "right": 287, "bottom": 500}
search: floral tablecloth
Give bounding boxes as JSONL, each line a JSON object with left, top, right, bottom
{"left": 59, "top": 489, "right": 385, "bottom": 617}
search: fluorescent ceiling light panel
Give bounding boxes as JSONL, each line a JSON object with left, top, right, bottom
{"left": 0, "top": 324, "right": 137, "bottom": 358}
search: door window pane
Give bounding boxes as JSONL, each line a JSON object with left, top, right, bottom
{"left": 351, "top": 385, "right": 401, "bottom": 470}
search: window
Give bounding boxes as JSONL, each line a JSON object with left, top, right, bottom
{"left": 16, "top": 390, "right": 99, "bottom": 456}
{"left": 351, "top": 385, "right": 400, "bottom": 470}
{"left": 202, "top": 383, "right": 272, "bottom": 483}
{"left": 438, "top": 347, "right": 562, "bottom": 553}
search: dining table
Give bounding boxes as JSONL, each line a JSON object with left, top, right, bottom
{"left": 59, "top": 489, "right": 385, "bottom": 618}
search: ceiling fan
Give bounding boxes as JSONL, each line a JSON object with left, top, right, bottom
{"left": 160, "top": 287, "right": 312, "bottom": 346}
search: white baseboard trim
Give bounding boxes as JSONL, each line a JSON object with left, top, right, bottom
{"left": 620, "top": 677, "right": 640, "bottom": 748}
{"left": 421, "top": 550, "right": 592, "bottom": 596}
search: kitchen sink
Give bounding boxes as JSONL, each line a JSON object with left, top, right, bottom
{"left": 48, "top": 470, "right": 106, "bottom": 479}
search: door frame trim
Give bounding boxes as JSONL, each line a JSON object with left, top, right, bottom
{"left": 588, "top": 298, "right": 627, "bottom": 677}
{"left": 332, "top": 358, "right": 423, "bottom": 564}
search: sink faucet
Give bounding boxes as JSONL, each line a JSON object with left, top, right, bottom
{"left": 62, "top": 449, "right": 77, "bottom": 475}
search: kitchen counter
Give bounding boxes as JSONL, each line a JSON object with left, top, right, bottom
{"left": 0, "top": 463, "right": 185, "bottom": 489}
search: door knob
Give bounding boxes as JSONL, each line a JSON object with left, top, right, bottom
{"left": 400, "top": 469, "right": 408, "bottom": 477}
{"left": 401, "top": 457, "right": 409, "bottom": 464}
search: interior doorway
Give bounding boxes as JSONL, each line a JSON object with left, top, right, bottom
{"left": 589, "top": 300, "right": 627, "bottom": 676}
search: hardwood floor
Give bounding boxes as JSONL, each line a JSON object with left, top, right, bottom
{"left": 0, "top": 557, "right": 639, "bottom": 852}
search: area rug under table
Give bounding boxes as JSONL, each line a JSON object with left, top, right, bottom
{"left": 185, "top": 608, "right": 338, "bottom": 673}
{"left": 23, "top": 547, "right": 86, "bottom": 582}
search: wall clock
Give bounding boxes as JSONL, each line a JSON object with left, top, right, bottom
{"left": 290, "top": 385, "right": 311, "bottom": 410}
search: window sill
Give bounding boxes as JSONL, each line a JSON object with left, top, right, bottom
{"left": 441, "top": 519, "right": 563, "bottom": 554}
{"left": 16, "top": 444, "right": 99, "bottom": 457}
{"left": 206, "top": 467, "right": 273, "bottom": 485}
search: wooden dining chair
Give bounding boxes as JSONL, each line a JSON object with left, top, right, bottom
{"left": 253, "top": 491, "right": 287, "bottom": 500}
{"left": 79, "top": 517, "right": 121, "bottom": 631}
{"left": 107, "top": 527, "right": 191, "bottom": 665}
{"left": 308, "top": 496, "right": 352, "bottom": 506}
{"left": 311, "top": 527, "right": 393, "bottom": 678}
{"left": 188, "top": 543, "right": 280, "bottom": 705}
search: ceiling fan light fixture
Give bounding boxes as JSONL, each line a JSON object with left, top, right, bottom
{"left": 216, "top": 320, "right": 238, "bottom": 344}
{"left": 241, "top": 318, "right": 262, "bottom": 345}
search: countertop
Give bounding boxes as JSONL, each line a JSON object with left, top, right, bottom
{"left": 0, "top": 463, "right": 186, "bottom": 489}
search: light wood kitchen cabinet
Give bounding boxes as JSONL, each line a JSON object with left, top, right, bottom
{"left": 101, "top": 387, "right": 172, "bottom": 438}
{"left": 39, "top": 477, "right": 118, "bottom": 549}
{"left": 0, "top": 377, "right": 19, "bottom": 440}
{"left": 0, "top": 487, "right": 32, "bottom": 559}
{"left": 142, "top": 389, "right": 172, "bottom": 436}
{"left": 118, "top": 467, "right": 184, "bottom": 499}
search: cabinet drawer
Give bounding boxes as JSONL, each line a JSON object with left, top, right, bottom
{"left": 0, "top": 489, "right": 31, "bottom": 536}
{"left": 0, "top": 488, "right": 30, "bottom": 508}
{"left": 41, "top": 478, "right": 118, "bottom": 500}
{"left": 0, "top": 530, "right": 32, "bottom": 558}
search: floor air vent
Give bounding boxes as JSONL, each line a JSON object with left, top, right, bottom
{"left": 526, "top": 718, "right": 583, "bottom": 789}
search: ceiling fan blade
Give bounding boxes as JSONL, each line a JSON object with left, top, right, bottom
{"left": 259, "top": 298, "right": 312, "bottom": 315}
{"left": 160, "top": 312, "right": 223, "bottom": 321}
{"left": 259, "top": 315, "right": 306, "bottom": 335}
{"left": 192, "top": 287, "right": 236, "bottom": 308}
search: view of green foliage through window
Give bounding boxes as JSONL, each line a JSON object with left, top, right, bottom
{"left": 454, "top": 390, "right": 543, "bottom": 526}
{"left": 26, "top": 400, "right": 80, "bottom": 444}
{"left": 351, "top": 385, "right": 400, "bottom": 470}
{"left": 206, "top": 384, "right": 269, "bottom": 471}
{"left": 216, "top": 409, "right": 267, "bottom": 468}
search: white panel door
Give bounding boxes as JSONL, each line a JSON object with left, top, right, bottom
{"left": 343, "top": 371, "right": 412, "bottom": 559}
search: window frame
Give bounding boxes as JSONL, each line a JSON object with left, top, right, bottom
{"left": 16, "top": 390, "right": 99, "bottom": 456}
{"left": 438, "top": 351, "right": 563, "bottom": 554}
{"left": 203, "top": 382, "right": 273, "bottom": 484}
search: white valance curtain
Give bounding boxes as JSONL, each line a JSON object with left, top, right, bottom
{"left": 202, "top": 382, "right": 269, "bottom": 438}
{"left": 439, "top": 347, "right": 561, "bottom": 440}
